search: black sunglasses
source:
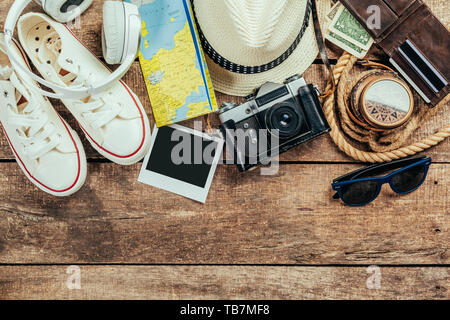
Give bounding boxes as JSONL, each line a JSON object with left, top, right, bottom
{"left": 332, "top": 156, "right": 432, "bottom": 206}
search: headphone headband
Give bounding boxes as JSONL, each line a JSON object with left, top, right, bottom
{"left": 4, "top": 0, "right": 140, "bottom": 99}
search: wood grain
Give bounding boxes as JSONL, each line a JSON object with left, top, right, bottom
{"left": 0, "top": 62, "right": 447, "bottom": 161}
{"left": 0, "top": 0, "right": 448, "bottom": 300}
{"left": 0, "top": 1, "right": 447, "bottom": 162}
{"left": 0, "top": 0, "right": 381, "bottom": 60}
{"left": 0, "top": 266, "right": 448, "bottom": 300}
{"left": 0, "top": 0, "right": 446, "bottom": 59}
{"left": 0, "top": 163, "right": 448, "bottom": 265}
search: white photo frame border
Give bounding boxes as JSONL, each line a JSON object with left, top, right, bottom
{"left": 138, "top": 124, "right": 224, "bottom": 203}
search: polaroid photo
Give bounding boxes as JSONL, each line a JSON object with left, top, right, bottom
{"left": 138, "top": 124, "right": 224, "bottom": 203}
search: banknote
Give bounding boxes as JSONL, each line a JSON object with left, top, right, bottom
{"left": 326, "top": 1, "right": 342, "bottom": 21}
{"left": 328, "top": 5, "right": 374, "bottom": 51}
{"left": 325, "top": 31, "right": 368, "bottom": 59}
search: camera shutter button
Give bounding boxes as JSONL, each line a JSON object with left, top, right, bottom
{"left": 218, "top": 102, "right": 236, "bottom": 114}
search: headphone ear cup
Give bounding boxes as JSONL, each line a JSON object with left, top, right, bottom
{"left": 43, "top": 0, "right": 94, "bottom": 23}
{"left": 102, "top": 1, "right": 126, "bottom": 65}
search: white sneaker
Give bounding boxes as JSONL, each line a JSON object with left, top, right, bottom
{"left": 0, "top": 33, "right": 87, "bottom": 196}
{"left": 18, "top": 13, "right": 151, "bottom": 165}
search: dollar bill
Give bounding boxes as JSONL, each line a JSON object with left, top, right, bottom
{"left": 328, "top": 5, "right": 374, "bottom": 51}
{"left": 325, "top": 31, "right": 368, "bottom": 59}
{"left": 327, "top": 1, "right": 342, "bottom": 22}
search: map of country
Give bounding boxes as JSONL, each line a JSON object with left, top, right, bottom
{"left": 128, "top": 0, "right": 217, "bottom": 127}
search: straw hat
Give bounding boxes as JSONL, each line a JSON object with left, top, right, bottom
{"left": 192, "top": 0, "right": 331, "bottom": 96}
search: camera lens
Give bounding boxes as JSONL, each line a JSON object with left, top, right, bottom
{"left": 280, "top": 113, "right": 292, "bottom": 127}
{"left": 266, "top": 102, "right": 304, "bottom": 138}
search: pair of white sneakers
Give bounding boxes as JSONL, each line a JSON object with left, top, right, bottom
{"left": 0, "top": 13, "right": 151, "bottom": 196}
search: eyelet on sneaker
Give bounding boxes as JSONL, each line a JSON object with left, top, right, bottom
{"left": 17, "top": 14, "right": 150, "bottom": 165}
{"left": 1, "top": 28, "right": 87, "bottom": 195}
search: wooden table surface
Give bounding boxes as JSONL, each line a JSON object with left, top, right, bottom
{"left": 0, "top": 0, "right": 448, "bottom": 300}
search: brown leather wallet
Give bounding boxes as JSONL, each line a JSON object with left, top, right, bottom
{"left": 339, "top": 0, "right": 450, "bottom": 107}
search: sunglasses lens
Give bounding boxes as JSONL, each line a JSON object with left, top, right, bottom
{"left": 340, "top": 180, "right": 379, "bottom": 205}
{"left": 391, "top": 164, "right": 426, "bottom": 193}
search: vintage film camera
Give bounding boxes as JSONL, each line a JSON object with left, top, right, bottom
{"left": 218, "top": 75, "right": 331, "bottom": 172}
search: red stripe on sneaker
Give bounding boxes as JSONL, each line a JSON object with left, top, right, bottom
{"left": 63, "top": 24, "right": 147, "bottom": 159}
{"left": 0, "top": 40, "right": 82, "bottom": 193}
{"left": 0, "top": 115, "right": 82, "bottom": 194}
{"left": 11, "top": 38, "right": 32, "bottom": 71}
{"left": 80, "top": 82, "right": 146, "bottom": 158}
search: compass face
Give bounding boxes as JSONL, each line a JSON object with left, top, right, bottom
{"left": 363, "top": 79, "right": 412, "bottom": 128}
{"left": 365, "top": 102, "right": 408, "bottom": 124}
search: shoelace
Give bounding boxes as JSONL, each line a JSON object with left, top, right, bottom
{"left": 0, "top": 65, "right": 12, "bottom": 80}
{"left": 45, "top": 34, "right": 123, "bottom": 130}
{"left": 6, "top": 72, "right": 61, "bottom": 160}
{"left": 71, "top": 73, "right": 123, "bottom": 129}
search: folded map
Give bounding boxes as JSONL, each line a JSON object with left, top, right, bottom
{"left": 128, "top": 0, "right": 217, "bottom": 127}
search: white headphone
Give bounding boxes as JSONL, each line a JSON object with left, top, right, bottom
{"left": 4, "top": 0, "right": 142, "bottom": 99}
{"left": 34, "top": 0, "right": 95, "bottom": 23}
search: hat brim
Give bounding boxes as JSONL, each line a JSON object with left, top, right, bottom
{"left": 197, "top": 0, "right": 331, "bottom": 96}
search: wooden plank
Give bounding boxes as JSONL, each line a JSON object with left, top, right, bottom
{"left": 0, "top": 62, "right": 447, "bottom": 162}
{"left": 0, "top": 266, "right": 448, "bottom": 299}
{"left": 0, "top": 0, "right": 354, "bottom": 59}
{"left": 0, "top": 1, "right": 447, "bottom": 162}
{"left": 0, "top": 0, "right": 447, "bottom": 302}
{"left": 0, "top": 163, "right": 448, "bottom": 265}
{"left": 0, "top": 0, "right": 447, "bottom": 59}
